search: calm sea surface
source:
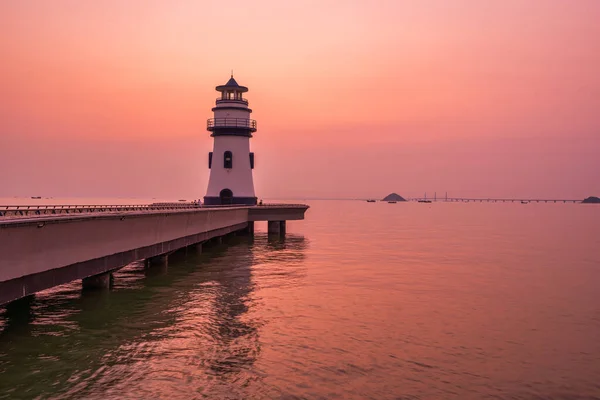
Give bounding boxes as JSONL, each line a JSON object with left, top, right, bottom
{"left": 1, "top": 200, "right": 599, "bottom": 399}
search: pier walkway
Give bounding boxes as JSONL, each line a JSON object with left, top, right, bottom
{"left": 0, "top": 203, "right": 308, "bottom": 305}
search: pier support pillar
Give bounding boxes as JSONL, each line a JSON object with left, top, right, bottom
{"left": 5, "top": 294, "right": 34, "bottom": 313}
{"left": 194, "top": 243, "right": 203, "bottom": 253}
{"left": 268, "top": 221, "right": 286, "bottom": 237}
{"left": 144, "top": 254, "right": 168, "bottom": 275}
{"left": 243, "top": 221, "right": 254, "bottom": 236}
{"left": 3, "top": 295, "right": 35, "bottom": 328}
{"left": 146, "top": 254, "right": 168, "bottom": 268}
{"left": 82, "top": 272, "right": 113, "bottom": 290}
{"left": 280, "top": 221, "right": 286, "bottom": 236}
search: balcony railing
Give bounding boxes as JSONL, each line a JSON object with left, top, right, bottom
{"left": 207, "top": 118, "right": 257, "bottom": 131}
{"left": 216, "top": 97, "right": 248, "bottom": 105}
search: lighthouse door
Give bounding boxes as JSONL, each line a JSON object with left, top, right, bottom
{"left": 219, "top": 188, "right": 233, "bottom": 205}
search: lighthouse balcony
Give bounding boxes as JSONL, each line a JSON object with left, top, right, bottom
{"left": 216, "top": 97, "right": 248, "bottom": 105}
{"left": 207, "top": 118, "right": 257, "bottom": 132}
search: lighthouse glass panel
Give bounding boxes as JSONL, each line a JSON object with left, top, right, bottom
{"left": 224, "top": 151, "right": 233, "bottom": 169}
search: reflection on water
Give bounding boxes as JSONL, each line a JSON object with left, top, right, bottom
{"left": 1, "top": 201, "right": 600, "bottom": 399}
{"left": 0, "top": 233, "right": 307, "bottom": 399}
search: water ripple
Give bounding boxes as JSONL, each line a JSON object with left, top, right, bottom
{"left": 0, "top": 202, "right": 599, "bottom": 399}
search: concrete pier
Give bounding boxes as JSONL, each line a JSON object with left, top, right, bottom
{"left": 0, "top": 204, "right": 308, "bottom": 305}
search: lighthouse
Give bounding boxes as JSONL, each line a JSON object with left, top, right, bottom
{"left": 204, "top": 75, "right": 257, "bottom": 205}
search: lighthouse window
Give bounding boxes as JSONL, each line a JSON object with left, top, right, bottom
{"left": 224, "top": 151, "right": 233, "bottom": 169}
{"left": 208, "top": 152, "right": 213, "bottom": 169}
{"left": 249, "top": 152, "right": 254, "bottom": 169}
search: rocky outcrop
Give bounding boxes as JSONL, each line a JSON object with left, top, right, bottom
{"left": 582, "top": 196, "right": 600, "bottom": 204}
{"left": 382, "top": 193, "right": 406, "bottom": 202}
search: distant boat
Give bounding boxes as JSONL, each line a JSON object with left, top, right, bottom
{"left": 521, "top": 201, "right": 528, "bottom": 204}
{"left": 178, "top": 199, "right": 187, "bottom": 202}
{"left": 366, "top": 199, "right": 376, "bottom": 203}
{"left": 388, "top": 201, "right": 397, "bottom": 204}
{"left": 31, "top": 196, "right": 41, "bottom": 199}
{"left": 418, "top": 200, "right": 432, "bottom": 203}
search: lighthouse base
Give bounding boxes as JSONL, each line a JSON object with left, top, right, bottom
{"left": 203, "top": 196, "right": 257, "bottom": 206}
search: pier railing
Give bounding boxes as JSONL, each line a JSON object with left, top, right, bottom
{"left": 0, "top": 204, "right": 198, "bottom": 217}
{"left": 0, "top": 203, "right": 308, "bottom": 218}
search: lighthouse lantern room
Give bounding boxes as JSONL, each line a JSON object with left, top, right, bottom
{"left": 204, "top": 75, "right": 258, "bottom": 205}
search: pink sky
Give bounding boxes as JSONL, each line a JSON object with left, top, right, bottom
{"left": 1, "top": 0, "right": 599, "bottom": 200}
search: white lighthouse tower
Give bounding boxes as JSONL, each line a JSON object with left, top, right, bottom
{"left": 204, "top": 75, "right": 257, "bottom": 205}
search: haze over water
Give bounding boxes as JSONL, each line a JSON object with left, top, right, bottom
{"left": 2, "top": 1, "right": 600, "bottom": 200}
{"left": 1, "top": 200, "right": 598, "bottom": 399}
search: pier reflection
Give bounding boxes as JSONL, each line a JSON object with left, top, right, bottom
{"left": 0, "top": 233, "right": 307, "bottom": 399}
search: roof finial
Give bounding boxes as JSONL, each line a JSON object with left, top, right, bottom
{"left": 231, "top": 69, "right": 233, "bottom": 78}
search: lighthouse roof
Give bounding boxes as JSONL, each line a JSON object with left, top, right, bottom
{"left": 216, "top": 75, "right": 248, "bottom": 93}
{"left": 225, "top": 76, "right": 239, "bottom": 86}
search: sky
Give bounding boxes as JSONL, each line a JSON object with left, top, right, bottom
{"left": 1, "top": 0, "right": 599, "bottom": 200}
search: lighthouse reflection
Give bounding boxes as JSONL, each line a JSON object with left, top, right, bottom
{"left": 202, "top": 241, "right": 259, "bottom": 377}
{"left": 200, "top": 233, "right": 307, "bottom": 380}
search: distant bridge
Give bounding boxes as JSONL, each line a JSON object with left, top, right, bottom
{"left": 408, "top": 198, "right": 582, "bottom": 203}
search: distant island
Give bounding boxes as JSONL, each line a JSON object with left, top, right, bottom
{"left": 382, "top": 193, "right": 406, "bottom": 202}
{"left": 582, "top": 196, "right": 600, "bottom": 204}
